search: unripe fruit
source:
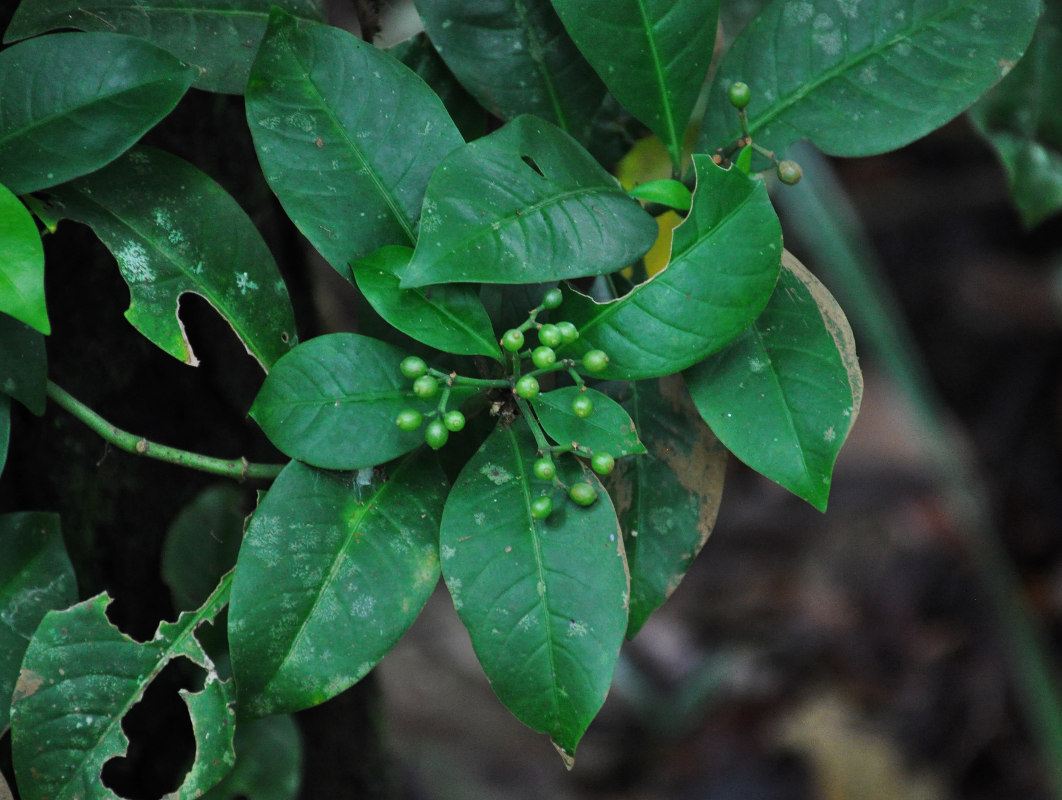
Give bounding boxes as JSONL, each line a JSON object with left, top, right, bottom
{"left": 569, "top": 482, "right": 597, "bottom": 507}
{"left": 395, "top": 408, "right": 423, "bottom": 431}
{"left": 424, "top": 419, "right": 449, "bottom": 449}
{"left": 556, "top": 321, "right": 579, "bottom": 344}
{"left": 412, "top": 375, "right": 439, "bottom": 399}
{"left": 531, "top": 346, "right": 557, "bottom": 369}
{"left": 571, "top": 393, "right": 593, "bottom": 418}
{"left": 582, "top": 349, "right": 609, "bottom": 373}
{"left": 400, "top": 355, "right": 428, "bottom": 379}
{"left": 590, "top": 451, "right": 615, "bottom": 475}
{"left": 443, "top": 410, "right": 466, "bottom": 432}
{"left": 533, "top": 458, "right": 556, "bottom": 481}
{"left": 777, "top": 160, "right": 803, "bottom": 185}
{"left": 530, "top": 495, "right": 553, "bottom": 519}
{"left": 542, "top": 288, "right": 563, "bottom": 309}
{"left": 538, "top": 324, "right": 562, "bottom": 348}
{"left": 501, "top": 328, "right": 525, "bottom": 352}
{"left": 728, "top": 81, "right": 751, "bottom": 110}
{"left": 515, "top": 375, "right": 540, "bottom": 399}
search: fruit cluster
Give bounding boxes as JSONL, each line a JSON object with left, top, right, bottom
{"left": 724, "top": 81, "right": 802, "bottom": 185}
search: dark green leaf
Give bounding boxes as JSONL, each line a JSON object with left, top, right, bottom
{"left": 0, "top": 32, "right": 194, "bottom": 195}
{"left": 0, "top": 512, "right": 76, "bottom": 732}
{"left": 4, "top": 0, "right": 325, "bottom": 94}
{"left": 557, "top": 154, "right": 781, "bottom": 379}
{"left": 11, "top": 580, "right": 235, "bottom": 800}
{"left": 200, "top": 715, "right": 302, "bottom": 800}
{"left": 414, "top": 0, "right": 606, "bottom": 141}
{"left": 0, "top": 184, "right": 47, "bottom": 334}
{"left": 400, "top": 115, "right": 657, "bottom": 287}
{"left": 698, "top": 0, "right": 1042, "bottom": 159}
{"left": 605, "top": 376, "right": 726, "bottom": 637}
{"left": 229, "top": 454, "right": 445, "bottom": 717}
{"left": 440, "top": 422, "right": 628, "bottom": 765}
{"left": 0, "top": 395, "right": 8, "bottom": 476}
{"left": 251, "top": 333, "right": 476, "bottom": 470}
{"left": 0, "top": 312, "right": 46, "bottom": 415}
{"left": 46, "top": 146, "right": 296, "bottom": 369}
{"left": 531, "top": 386, "right": 646, "bottom": 456}
{"left": 549, "top": 0, "right": 718, "bottom": 169}
{"left": 352, "top": 245, "right": 501, "bottom": 358}
{"left": 970, "top": 3, "right": 1062, "bottom": 227}
{"left": 246, "top": 9, "right": 463, "bottom": 273}
{"left": 685, "top": 251, "right": 862, "bottom": 511}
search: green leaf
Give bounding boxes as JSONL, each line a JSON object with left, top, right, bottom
{"left": 200, "top": 715, "right": 302, "bottom": 800}
{"left": 440, "top": 422, "right": 628, "bottom": 765}
{"left": 45, "top": 146, "right": 296, "bottom": 369}
{"left": 0, "top": 32, "right": 194, "bottom": 196}
{"left": 229, "top": 454, "right": 445, "bottom": 718}
{"left": 400, "top": 115, "right": 658, "bottom": 287}
{"left": 627, "top": 179, "right": 692, "bottom": 211}
{"left": 250, "top": 333, "right": 476, "bottom": 470}
{"left": 414, "top": 0, "right": 606, "bottom": 141}
{"left": 549, "top": 0, "right": 718, "bottom": 170}
{"left": 11, "top": 580, "right": 235, "bottom": 800}
{"left": 0, "top": 512, "right": 77, "bottom": 732}
{"left": 969, "top": 3, "right": 1062, "bottom": 227}
{"left": 0, "top": 184, "right": 48, "bottom": 334}
{"left": 162, "top": 485, "right": 246, "bottom": 612}
{"left": 352, "top": 245, "right": 501, "bottom": 358}
{"left": 531, "top": 386, "right": 646, "bottom": 457}
{"left": 4, "top": 0, "right": 326, "bottom": 94}
{"left": 698, "top": 0, "right": 1042, "bottom": 159}
{"left": 557, "top": 154, "right": 782, "bottom": 380}
{"left": 685, "top": 251, "right": 863, "bottom": 512}
{"left": 0, "top": 395, "right": 9, "bottom": 476}
{"left": 0, "top": 312, "right": 46, "bottom": 415}
{"left": 246, "top": 9, "right": 463, "bottom": 273}
{"left": 605, "top": 376, "right": 726, "bottom": 637}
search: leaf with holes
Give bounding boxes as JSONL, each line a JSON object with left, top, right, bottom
{"left": 400, "top": 115, "right": 657, "bottom": 287}
{"left": 698, "top": 0, "right": 1041, "bottom": 160}
{"left": 0, "top": 184, "right": 47, "bottom": 335}
{"left": 555, "top": 154, "right": 781, "bottom": 379}
{"left": 414, "top": 0, "right": 606, "bottom": 141}
{"left": 531, "top": 386, "right": 646, "bottom": 457}
{"left": 3, "top": 0, "right": 325, "bottom": 94}
{"left": 10, "top": 580, "right": 235, "bottom": 800}
{"left": 229, "top": 453, "right": 446, "bottom": 718}
{"left": 440, "top": 422, "right": 628, "bottom": 765}
{"left": 0, "top": 312, "right": 46, "bottom": 415}
{"left": 604, "top": 376, "right": 726, "bottom": 637}
{"left": 0, "top": 32, "right": 194, "bottom": 195}
{"left": 549, "top": 0, "right": 719, "bottom": 170}
{"left": 246, "top": 8, "right": 463, "bottom": 273}
{"left": 685, "top": 251, "right": 862, "bottom": 512}
{"left": 0, "top": 513, "right": 77, "bottom": 732}
{"left": 200, "top": 715, "right": 302, "bottom": 800}
{"left": 45, "top": 146, "right": 296, "bottom": 369}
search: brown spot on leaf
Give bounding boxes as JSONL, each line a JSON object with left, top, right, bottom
{"left": 13, "top": 669, "right": 45, "bottom": 703}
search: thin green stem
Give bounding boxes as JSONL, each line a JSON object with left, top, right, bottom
{"left": 46, "top": 380, "right": 285, "bottom": 482}
{"left": 514, "top": 396, "right": 551, "bottom": 453}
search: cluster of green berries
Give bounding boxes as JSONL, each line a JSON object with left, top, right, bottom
{"left": 393, "top": 355, "right": 465, "bottom": 450}
{"left": 727, "top": 81, "right": 802, "bottom": 185}
{"left": 527, "top": 451, "right": 612, "bottom": 519}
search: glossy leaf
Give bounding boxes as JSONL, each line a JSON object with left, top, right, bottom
{"left": 970, "top": 3, "right": 1062, "bottom": 227}
{"left": 251, "top": 333, "right": 475, "bottom": 470}
{"left": 556, "top": 154, "right": 782, "bottom": 379}
{"left": 0, "top": 513, "right": 76, "bottom": 732}
{"left": 401, "top": 115, "right": 657, "bottom": 287}
{"left": 440, "top": 422, "right": 628, "bottom": 764}
{"left": 4, "top": 0, "right": 325, "bottom": 94}
{"left": 0, "top": 184, "right": 47, "bottom": 334}
{"left": 46, "top": 147, "right": 296, "bottom": 369}
{"left": 605, "top": 376, "right": 726, "bottom": 637}
{"left": 685, "top": 251, "right": 862, "bottom": 511}
{"left": 628, "top": 179, "right": 692, "bottom": 211}
{"left": 0, "top": 32, "right": 194, "bottom": 195}
{"left": 414, "top": 0, "right": 606, "bottom": 141}
{"left": 11, "top": 581, "right": 235, "bottom": 800}
{"left": 352, "top": 246, "right": 501, "bottom": 358}
{"left": 246, "top": 9, "right": 463, "bottom": 272}
{"left": 531, "top": 386, "right": 646, "bottom": 456}
{"left": 549, "top": 0, "right": 718, "bottom": 170}
{"left": 200, "top": 715, "right": 302, "bottom": 800}
{"left": 0, "top": 312, "right": 46, "bottom": 415}
{"left": 698, "top": 0, "right": 1041, "bottom": 159}
{"left": 229, "top": 454, "right": 446, "bottom": 717}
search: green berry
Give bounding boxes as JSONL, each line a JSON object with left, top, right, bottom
{"left": 400, "top": 355, "right": 428, "bottom": 379}
{"left": 530, "top": 495, "right": 553, "bottom": 519}
{"left": 568, "top": 482, "right": 597, "bottom": 507}
{"left": 571, "top": 393, "right": 594, "bottom": 418}
{"left": 501, "top": 328, "right": 525, "bottom": 352}
{"left": 395, "top": 408, "right": 423, "bottom": 431}
{"left": 728, "top": 81, "right": 751, "bottom": 110}
{"left": 533, "top": 458, "right": 556, "bottom": 481}
{"left": 538, "top": 324, "right": 562, "bottom": 348}
{"left": 582, "top": 349, "right": 609, "bottom": 374}
{"left": 531, "top": 346, "right": 557, "bottom": 369}
{"left": 590, "top": 451, "right": 615, "bottom": 476}
{"left": 443, "top": 410, "right": 466, "bottom": 432}
{"left": 412, "top": 375, "right": 439, "bottom": 399}
{"left": 515, "top": 375, "right": 540, "bottom": 399}
{"left": 777, "top": 160, "right": 803, "bottom": 185}
{"left": 541, "top": 288, "right": 563, "bottom": 309}
{"left": 556, "top": 321, "right": 579, "bottom": 344}
{"left": 424, "top": 419, "right": 449, "bottom": 449}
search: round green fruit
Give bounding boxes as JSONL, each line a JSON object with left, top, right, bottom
{"left": 568, "top": 482, "right": 597, "bottom": 507}
{"left": 582, "top": 349, "right": 609, "bottom": 373}
{"left": 533, "top": 458, "right": 556, "bottom": 481}
{"left": 590, "top": 451, "right": 615, "bottom": 475}
{"left": 424, "top": 419, "right": 449, "bottom": 449}
{"left": 777, "top": 160, "right": 803, "bottom": 185}
{"left": 501, "top": 328, "right": 525, "bottom": 352}
{"left": 412, "top": 375, "right": 439, "bottom": 399}
{"left": 556, "top": 321, "right": 579, "bottom": 344}
{"left": 530, "top": 495, "right": 553, "bottom": 519}
{"left": 515, "top": 375, "right": 540, "bottom": 399}
{"left": 395, "top": 408, "right": 423, "bottom": 431}
{"left": 443, "top": 410, "right": 466, "bottom": 432}
{"left": 541, "top": 288, "right": 563, "bottom": 309}
{"left": 538, "top": 324, "right": 562, "bottom": 348}
{"left": 531, "top": 346, "right": 557, "bottom": 369}
{"left": 728, "top": 81, "right": 751, "bottom": 110}
{"left": 400, "top": 356, "right": 428, "bottom": 379}
{"left": 571, "top": 393, "right": 594, "bottom": 418}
